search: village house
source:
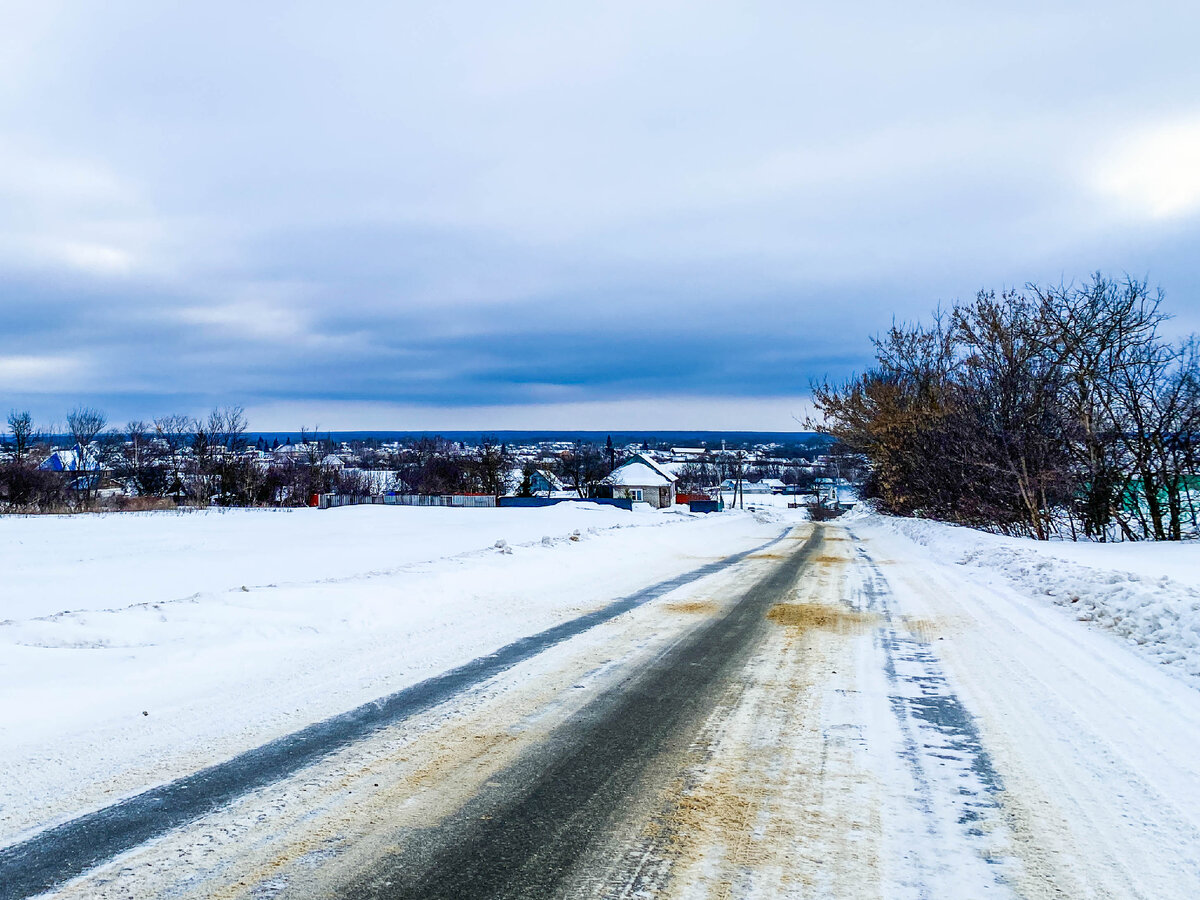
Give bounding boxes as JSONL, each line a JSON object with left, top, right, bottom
{"left": 527, "top": 469, "right": 563, "bottom": 495}
{"left": 39, "top": 445, "right": 95, "bottom": 473}
{"left": 319, "top": 453, "right": 345, "bottom": 471}
{"left": 719, "top": 476, "right": 788, "bottom": 495}
{"left": 38, "top": 443, "right": 105, "bottom": 492}
{"left": 760, "top": 477, "right": 788, "bottom": 494}
{"left": 814, "top": 476, "right": 858, "bottom": 508}
{"left": 599, "top": 453, "right": 677, "bottom": 508}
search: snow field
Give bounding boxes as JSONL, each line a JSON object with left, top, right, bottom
{"left": 1, "top": 503, "right": 694, "bottom": 622}
{"left": 0, "top": 503, "right": 792, "bottom": 847}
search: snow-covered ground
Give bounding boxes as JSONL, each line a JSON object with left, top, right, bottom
{"left": 844, "top": 512, "right": 1200, "bottom": 897}
{"left": 2, "top": 504, "right": 684, "bottom": 621}
{"left": 10, "top": 501, "right": 1200, "bottom": 898}
{"left": 848, "top": 508, "right": 1200, "bottom": 685}
{"left": 0, "top": 503, "right": 788, "bottom": 846}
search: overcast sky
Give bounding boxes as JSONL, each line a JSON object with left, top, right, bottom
{"left": 2, "top": 1, "right": 1199, "bottom": 431}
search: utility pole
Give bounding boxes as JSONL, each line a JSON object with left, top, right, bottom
{"left": 734, "top": 449, "right": 745, "bottom": 510}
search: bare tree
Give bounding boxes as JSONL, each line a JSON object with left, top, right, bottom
{"left": 154, "top": 414, "right": 197, "bottom": 500}
{"left": 205, "top": 406, "right": 248, "bottom": 452}
{"left": 814, "top": 274, "right": 1200, "bottom": 540}
{"left": 66, "top": 406, "right": 107, "bottom": 449}
{"left": 474, "top": 435, "right": 512, "bottom": 497}
{"left": 675, "top": 462, "right": 710, "bottom": 493}
{"left": 950, "top": 290, "right": 1073, "bottom": 540}
{"left": 7, "top": 410, "right": 32, "bottom": 462}
{"left": 297, "top": 425, "right": 324, "bottom": 467}
{"left": 200, "top": 406, "right": 250, "bottom": 504}
{"left": 113, "top": 420, "right": 153, "bottom": 496}
{"left": 1032, "top": 274, "right": 1168, "bottom": 540}
{"left": 66, "top": 406, "right": 107, "bottom": 504}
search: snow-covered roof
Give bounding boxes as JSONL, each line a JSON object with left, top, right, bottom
{"left": 274, "top": 442, "right": 320, "bottom": 456}
{"left": 602, "top": 453, "right": 678, "bottom": 487}
{"left": 532, "top": 469, "right": 563, "bottom": 489}
{"left": 635, "top": 453, "right": 677, "bottom": 482}
{"left": 603, "top": 462, "right": 671, "bottom": 487}
{"left": 39, "top": 444, "right": 102, "bottom": 472}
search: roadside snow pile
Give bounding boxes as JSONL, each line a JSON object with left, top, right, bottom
{"left": 849, "top": 510, "right": 1200, "bottom": 685}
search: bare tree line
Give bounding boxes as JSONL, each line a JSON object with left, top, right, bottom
{"left": 813, "top": 274, "right": 1200, "bottom": 540}
{"left": 0, "top": 408, "right": 530, "bottom": 511}
{"left": 0, "top": 405, "right": 356, "bottom": 511}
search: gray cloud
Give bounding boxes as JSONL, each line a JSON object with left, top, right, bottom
{"left": 2, "top": 1, "right": 1199, "bottom": 427}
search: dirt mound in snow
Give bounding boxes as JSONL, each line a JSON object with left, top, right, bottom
{"left": 766, "top": 602, "right": 875, "bottom": 632}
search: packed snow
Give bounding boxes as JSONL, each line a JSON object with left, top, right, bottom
{"left": 847, "top": 507, "right": 1200, "bottom": 685}
{"left": 847, "top": 516, "right": 1200, "bottom": 897}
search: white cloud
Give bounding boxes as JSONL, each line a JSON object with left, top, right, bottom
{"left": 1093, "top": 116, "right": 1200, "bottom": 220}
{"left": 171, "top": 280, "right": 331, "bottom": 343}
{"left": 174, "top": 301, "right": 306, "bottom": 342}
{"left": 0, "top": 354, "right": 87, "bottom": 391}
{"left": 54, "top": 240, "right": 136, "bottom": 274}
{"left": 0, "top": 144, "right": 154, "bottom": 277}
{"left": 0, "top": 146, "right": 131, "bottom": 209}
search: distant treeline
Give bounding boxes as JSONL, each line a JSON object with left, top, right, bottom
{"left": 0, "top": 409, "right": 522, "bottom": 511}
{"left": 814, "top": 273, "right": 1200, "bottom": 541}
{"left": 241, "top": 430, "right": 835, "bottom": 450}
{"left": 0, "top": 405, "right": 837, "bottom": 513}
{"left": 0, "top": 407, "right": 344, "bottom": 511}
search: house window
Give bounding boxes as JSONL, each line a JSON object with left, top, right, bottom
{"left": 629, "top": 489, "right": 643, "bottom": 501}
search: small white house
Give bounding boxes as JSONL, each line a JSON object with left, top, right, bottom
{"left": 601, "top": 453, "right": 677, "bottom": 508}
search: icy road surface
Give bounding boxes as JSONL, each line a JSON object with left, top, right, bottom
{"left": 4, "top": 512, "right": 1200, "bottom": 897}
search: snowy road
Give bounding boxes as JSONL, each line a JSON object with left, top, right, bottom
{"left": 5, "top": 515, "right": 1200, "bottom": 898}
{"left": 0, "top": 527, "right": 790, "bottom": 899}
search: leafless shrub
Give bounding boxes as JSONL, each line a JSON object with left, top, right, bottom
{"left": 814, "top": 274, "right": 1200, "bottom": 541}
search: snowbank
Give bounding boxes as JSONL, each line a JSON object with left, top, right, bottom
{"left": 847, "top": 509, "right": 1200, "bottom": 685}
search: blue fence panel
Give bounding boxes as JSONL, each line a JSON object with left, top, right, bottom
{"left": 496, "top": 497, "right": 634, "bottom": 511}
